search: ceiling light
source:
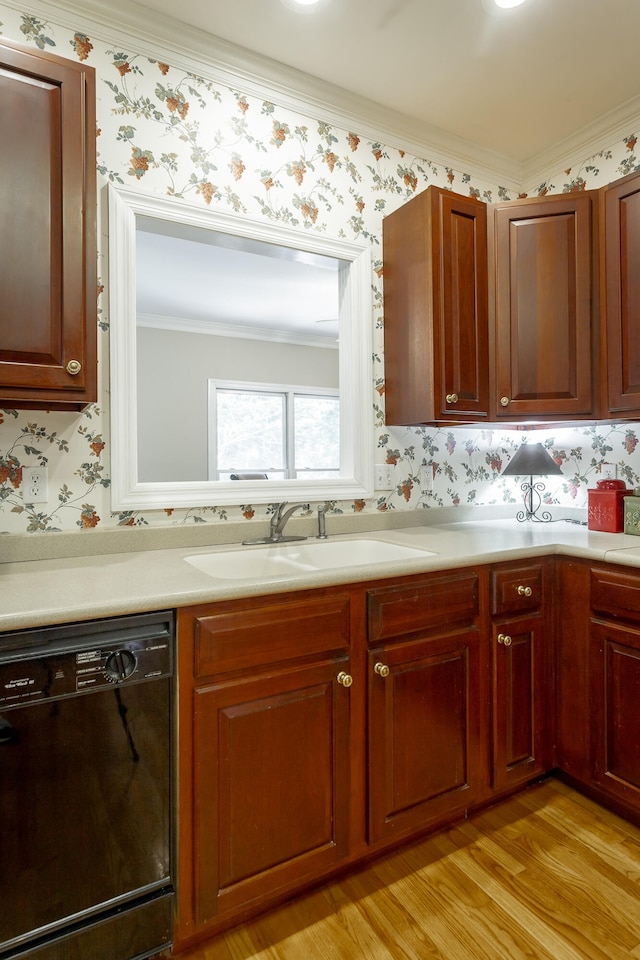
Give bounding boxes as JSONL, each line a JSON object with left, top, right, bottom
{"left": 280, "top": 0, "right": 326, "bottom": 11}
{"left": 494, "top": 0, "right": 528, "bottom": 6}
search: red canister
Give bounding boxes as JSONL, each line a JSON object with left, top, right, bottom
{"left": 587, "top": 479, "right": 627, "bottom": 532}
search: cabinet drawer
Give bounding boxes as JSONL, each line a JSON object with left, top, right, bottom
{"left": 491, "top": 565, "right": 542, "bottom": 616}
{"left": 367, "top": 572, "right": 479, "bottom": 643}
{"left": 193, "top": 594, "right": 350, "bottom": 678}
{"left": 591, "top": 567, "right": 640, "bottom": 622}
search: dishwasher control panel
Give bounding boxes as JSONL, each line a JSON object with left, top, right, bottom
{"left": 0, "top": 611, "right": 174, "bottom": 708}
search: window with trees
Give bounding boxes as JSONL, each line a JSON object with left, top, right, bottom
{"left": 208, "top": 380, "right": 340, "bottom": 481}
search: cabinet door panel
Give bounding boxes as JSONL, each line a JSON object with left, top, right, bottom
{"left": 493, "top": 617, "right": 546, "bottom": 790}
{"left": 591, "top": 620, "right": 640, "bottom": 804}
{"left": 604, "top": 170, "right": 640, "bottom": 415}
{"left": 193, "top": 659, "right": 350, "bottom": 923}
{"left": 439, "top": 190, "right": 490, "bottom": 420}
{"left": 0, "top": 40, "right": 96, "bottom": 409}
{"left": 368, "top": 629, "right": 483, "bottom": 843}
{"left": 491, "top": 194, "right": 596, "bottom": 419}
{"left": 383, "top": 186, "right": 489, "bottom": 425}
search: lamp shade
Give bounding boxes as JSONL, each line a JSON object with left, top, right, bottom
{"left": 502, "top": 443, "right": 563, "bottom": 478}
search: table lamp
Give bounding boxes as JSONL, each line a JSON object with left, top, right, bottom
{"left": 501, "top": 442, "right": 563, "bottom": 522}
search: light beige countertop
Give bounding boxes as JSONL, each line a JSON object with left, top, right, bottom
{"left": 4, "top": 510, "right": 640, "bottom": 633}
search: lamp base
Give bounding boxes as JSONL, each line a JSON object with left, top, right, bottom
{"left": 515, "top": 478, "right": 553, "bottom": 522}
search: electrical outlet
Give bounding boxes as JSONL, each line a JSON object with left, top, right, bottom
{"left": 601, "top": 462, "right": 617, "bottom": 480}
{"left": 22, "top": 466, "right": 48, "bottom": 504}
{"left": 374, "top": 463, "right": 393, "bottom": 490}
{"left": 421, "top": 463, "right": 433, "bottom": 492}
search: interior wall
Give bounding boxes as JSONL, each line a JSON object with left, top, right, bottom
{"left": 1, "top": 1, "right": 640, "bottom": 534}
{"left": 136, "top": 327, "right": 338, "bottom": 481}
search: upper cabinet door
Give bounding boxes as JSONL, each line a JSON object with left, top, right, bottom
{"left": 490, "top": 193, "right": 597, "bottom": 420}
{"left": 383, "top": 185, "right": 489, "bottom": 425}
{"left": 0, "top": 39, "right": 96, "bottom": 410}
{"left": 603, "top": 170, "right": 640, "bottom": 417}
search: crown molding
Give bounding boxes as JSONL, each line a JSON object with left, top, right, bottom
{"left": 137, "top": 313, "right": 339, "bottom": 349}
{"left": 5, "top": 0, "right": 640, "bottom": 194}
{"left": 522, "top": 93, "right": 640, "bottom": 191}
{"left": 3, "top": 0, "right": 524, "bottom": 191}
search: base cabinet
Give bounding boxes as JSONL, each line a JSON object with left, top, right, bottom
{"left": 490, "top": 562, "right": 551, "bottom": 792}
{"left": 589, "top": 566, "right": 640, "bottom": 812}
{"left": 553, "top": 562, "right": 640, "bottom": 825}
{"left": 368, "top": 628, "right": 484, "bottom": 842}
{"left": 192, "top": 658, "right": 351, "bottom": 924}
{"left": 174, "top": 563, "right": 556, "bottom": 951}
{"left": 366, "top": 571, "right": 487, "bottom": 842}
{"left": 590, "top": 620, "right": 640, "bottom": 807}
{"left": 174, "top": 592, "right": 354, "bottom": 950}
{"left": 492, "top": 616, "right": 546, "bottom": 790}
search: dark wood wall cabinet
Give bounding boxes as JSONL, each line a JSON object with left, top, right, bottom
{"left": 0, "top": 38, "right": 97, "bottom": 410}
{"left": 384, "top": 175, "right": 640, "bottom": 425}
{"left": 383, "top": 188, "right": 490, "bottom": 424}
{"left": 602, "top": 170, "right": 640, "bottom": 416}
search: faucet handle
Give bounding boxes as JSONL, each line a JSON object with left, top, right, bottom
{"left": 316, "top": 504, "right": 328, "bottom": 539}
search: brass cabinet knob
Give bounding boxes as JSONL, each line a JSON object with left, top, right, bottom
{"left": 497, "top": 633, "right": 512, "bottom": 646}
{"left": 517, "top": 584, "right": 533, "bottom": 597}
{"left": 374, "top": 662, "right": 390, "bottom": 678}
{"left": 337, "top": 671, "right": 353, "bottom": 687}
{"left": 65, "top": 359, "right": 82, "bottom": 376}
{"left": 445, "top": 393, "right": 458, "bottom": 404}
{"left": 500, "top": 396, "right": 509, "bottom": 407}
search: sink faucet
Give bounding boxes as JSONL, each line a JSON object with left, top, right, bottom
{"left": 269, "top": 502, "right": 309, "bottom": 541}
{"left": 242, "top": 501, "right": 309, "bottom": 545}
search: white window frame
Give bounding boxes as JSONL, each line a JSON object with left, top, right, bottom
{"left": 108, "top": 184, "right": 374, "bottom": 508}
{"left": 208, "top": 379, "right": 340, "bottom": 480}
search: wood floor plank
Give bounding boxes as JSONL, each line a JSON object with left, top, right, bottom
{"left": 173, "top": 781, "right": 640, "bottom": 960}
{"left": 476, "top": 790, "right": 640, "bottom": 939}
{"left": 372, "top": 846, "right": 560, "bottom": 960}
{"left": 401, "top": 826, "right": 591, "bottom": 960}
{"left": 329, "top": 871, "right": 445, "bottom": 959}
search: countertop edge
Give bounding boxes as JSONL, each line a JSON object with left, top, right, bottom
{"left": 4, "top": 515, "right": 640, "bottom": 633}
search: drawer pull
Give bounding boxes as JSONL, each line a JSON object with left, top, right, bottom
{"left": 374, "top": 662, "right": 390, "bottom": 678}
{"left": 337, "top": 671, "right": 353, "bottom": 687}
{"left": 445, "top": 393, "right": 458, "bottom": 404}
{"left": 66, "top": 359, "right": 82, "bottom": 376}
{"left": 498, "top": 633, "right": 512, "bottom": 647}
{"left": 500, "top": 396, "right": 509, "bottom": 407}
{"left": 517, "top": 585, "right": 533, "bottom": 597}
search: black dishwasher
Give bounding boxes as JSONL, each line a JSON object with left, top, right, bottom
{"left": 0, "top": 610, "right": 174, "bottom": 960}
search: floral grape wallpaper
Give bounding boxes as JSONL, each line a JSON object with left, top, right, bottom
{"left": 1, "top": 2, "right": 640, "bottom": 536}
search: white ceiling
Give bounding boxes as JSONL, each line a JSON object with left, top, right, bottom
{"left": 129, "top": 0, "right": 640, "bottom": 174}
{"left": 136, "top": 223, "right": 341, "bottom": 343}
{"left": 93, "top": 0, "right": 640, "bottom": 338}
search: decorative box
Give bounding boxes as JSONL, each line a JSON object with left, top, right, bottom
{"left": 588, "top": 479, "right": 628, "bottom": 533}
{"left": 624, "top": 489, "right": 640, "bottom": 535}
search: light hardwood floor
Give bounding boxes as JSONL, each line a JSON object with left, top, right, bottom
{"left": 173, "top": 779, "right": 640, "bottom": 959}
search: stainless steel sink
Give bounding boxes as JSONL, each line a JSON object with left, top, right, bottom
{"left": 184, "top": 537, "right": 436, "bottom": 581}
